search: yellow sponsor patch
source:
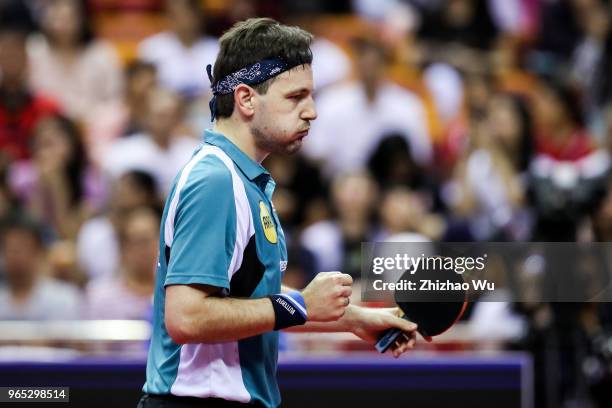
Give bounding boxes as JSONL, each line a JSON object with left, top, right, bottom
{"left": 259, "top": 201, "right": 277, "bottom": 244}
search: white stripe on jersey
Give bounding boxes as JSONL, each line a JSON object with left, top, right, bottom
{"left": 165, "top": 145, "right": 253, "bottom": 402}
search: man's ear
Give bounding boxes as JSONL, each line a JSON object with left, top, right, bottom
{"left": 234, "top": 84, "right": 256, "bottom": 118}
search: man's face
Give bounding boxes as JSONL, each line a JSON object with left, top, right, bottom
{"left": 251, "top": 64, "right": 317, "bottom": 155}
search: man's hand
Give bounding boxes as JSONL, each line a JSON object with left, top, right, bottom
{"left": 301, "top": 272, "right": 352, "bottom": 322}
{"left": 343, "top": 306, "right": 418, "bottom": 358}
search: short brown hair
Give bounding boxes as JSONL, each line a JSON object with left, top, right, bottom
{"left": 212, "top": 18, "right": 313, "bottom": 119}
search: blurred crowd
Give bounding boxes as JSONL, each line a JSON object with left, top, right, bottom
{"left": 1, "top": 0, "right": 612, "bottom": 406}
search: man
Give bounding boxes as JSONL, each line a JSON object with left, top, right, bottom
{"left": 140, "top": 18, "right": 417, "bottom": 408}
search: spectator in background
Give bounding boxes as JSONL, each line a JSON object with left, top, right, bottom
{"left": 367, "top": 133, "right": 426, "bottom": 191}
{"left": 283, "top": 11, "right": 351, "bottom": 94}
{"left": 138, "top": 0, "right": 218, "bottom": 99}
{"left": 530, "top": 79, "right": 610, "bottom": 241}
{"left": 86, "top": 60, "right": 158, "bottom": 165}
{"left": 418, "top": 0, "right": 498, "bottom": 50}
{"left": 301, "top": 171, "right": 378, "bottom": 278}
{"left": 309, "top": 35, "right": 352, "bottom": 93}
{"left": 28, "top": 0, "right": 122, "bottom": 121}
{"left": 488, "top": 94, "right": 534, "bottom": 174}
{"left": 436, "top": 70, "right": 496, "bottom": 178}
{"left": 77, "top": 170, "right": 160, "bottom": 281}
{"left": 376, "top": 185, "right": 444, "bottom": 241}
{"left": 304, "top": 35, "right": 432, "bottom": 178}
{"left": 0, "top": 213, "right": 82, "bottom": 320}
{"left": 264, "top": 153, "right": 328, "bottom": 229}
{"left": 86, "top": 206, "right": 159, "bottom": 320}
{"left": 102, "top": 87, "right": 199, "bottom": 193}
{"left": 9, "top": 114, "right": 104, "bottom": 240}
{"left": 0, "top": 24, "right": 60, "bottom": 161}
{"left": 204, "top": 0, "right": 281, "bottom": 38}
{"left": 445, "top": 94, "right": 533, "bottom": 241}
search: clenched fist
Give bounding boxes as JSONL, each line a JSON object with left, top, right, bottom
{"left": 301, "top": 272, "right": 353, "bottom": 322}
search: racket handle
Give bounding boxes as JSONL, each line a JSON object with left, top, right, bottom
{"left": 375, "top": 327, "right": 403, "bottom": 353}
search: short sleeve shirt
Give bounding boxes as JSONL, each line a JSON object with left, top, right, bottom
{"left": 144, "top": 130, "right": 288, "bottom": 407}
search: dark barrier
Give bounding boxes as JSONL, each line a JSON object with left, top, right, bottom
{"left": 0, "top": 353, "right": 531, "bottom": 408}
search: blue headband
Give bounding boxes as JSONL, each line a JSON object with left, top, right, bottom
{"left": 206, "top": 58, "right": 290, "bottom": 121}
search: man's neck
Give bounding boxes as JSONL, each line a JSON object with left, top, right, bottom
{"left": 213, "top": 119, "right": 268, "bottom": 163}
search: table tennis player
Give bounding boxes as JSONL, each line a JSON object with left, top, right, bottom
{"left": 138, "top": 17, "right": 418, "bottom": 408}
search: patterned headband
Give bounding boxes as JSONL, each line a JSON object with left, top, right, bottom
{"left": 206, "top": 58, "right": 290, "bottom": 121}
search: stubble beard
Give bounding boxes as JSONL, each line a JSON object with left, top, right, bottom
{"left": 252, "top": 125, "right": 302, "bottom": 156}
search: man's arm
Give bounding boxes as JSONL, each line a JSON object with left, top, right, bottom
{"left": 165, "top": 272, "right": 353, "bottom": 344}
{"left": 165, "top": 284, "right": 275, "bottom": 344}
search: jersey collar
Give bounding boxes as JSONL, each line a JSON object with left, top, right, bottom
{"left": 204, "top": 129, "right": 271, "bottom": 182}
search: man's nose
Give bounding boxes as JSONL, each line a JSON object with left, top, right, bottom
{"left": 302, "top": 96, "right": 317, "bottom": 121}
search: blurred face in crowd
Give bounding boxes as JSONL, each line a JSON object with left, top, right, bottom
{"left": 354, "top": 43, "right": 386, "bottom": 89}
{"left": 2, "top": 228, "right": 43, "bottom": 287}
{"left": 166, "top": 0, "right": 201, "bottom": 40}
{"left": 120, "top": 209, "right": 160, "bottom": 280}
{"left": 43, "top": 0, "right": 83, "bottom": 47}
{"left": 111, "top": 173, "right": 157, "bottom": 214}
{"left": 487, "top": 96, "right": 522, "bottom": 151}
{"left": 380, "top": 187, "right": 423, "bottom": 234}
{"left": 465, "top": 73, "right": 493, "bottom": 116}
{"left": 250, "top": 65, "right": 316, "bottom": 155}
{"left": 0, "top": 32, "right": 27, "bottom": 88}
{"left": 445, "top": 0, "right": 474, "bottom": 26}
{"left": 33, "top": 118, "right": 73, "bottom": 173}
{"left": 144, "top": 89, "right": 182, "bottom": 141}
{"left": 332, "top": 172, "right": 377, "bottom": 221}
{"left": 127, "top": 66, "right": 157, "bottom": 101}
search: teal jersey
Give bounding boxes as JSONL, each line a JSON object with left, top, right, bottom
{"left": 143, "top": 130, "right": 288, "bottom": 407}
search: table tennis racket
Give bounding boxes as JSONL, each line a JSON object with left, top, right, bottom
{"left": 375, "top": 266, "right": 468, "bottom": 353}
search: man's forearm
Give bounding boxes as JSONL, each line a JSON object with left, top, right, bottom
{"left": 165, "top": 286, "right": 275, "bottom": 344}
